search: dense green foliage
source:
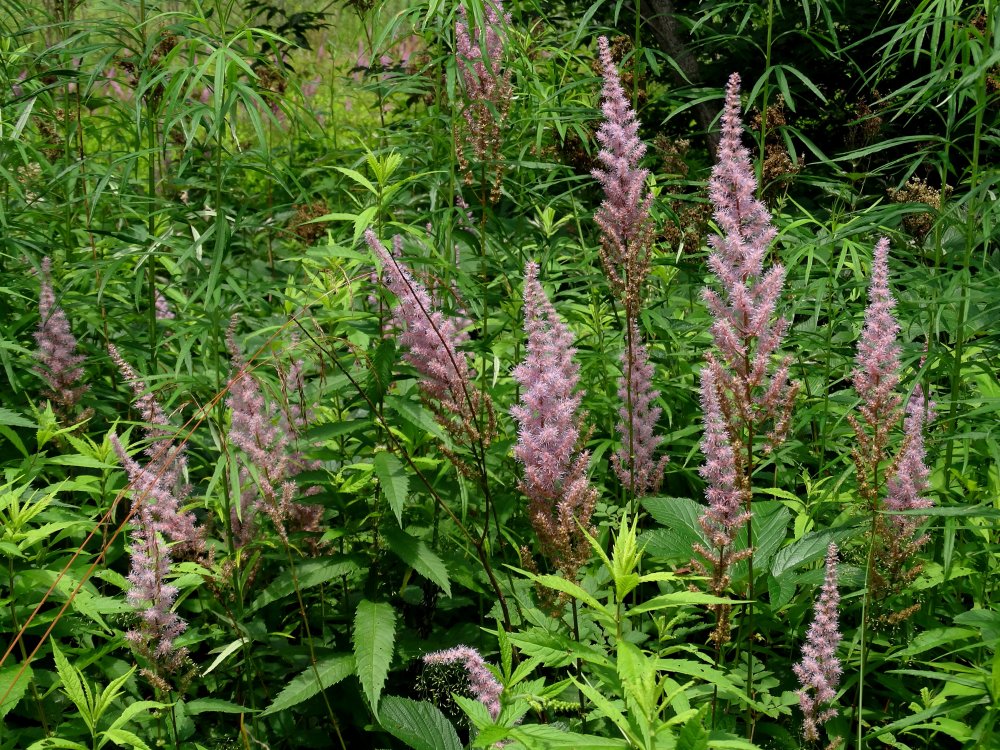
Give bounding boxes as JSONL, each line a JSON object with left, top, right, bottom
{"left": 1, "top": 1, "right": 998, "bottom": 749}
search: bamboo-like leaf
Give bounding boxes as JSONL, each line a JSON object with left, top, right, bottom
{"left": 353, "top": 600, "right": 396, "bottom": 712}
{"left": 378, "top": 695, "right": 462, "bottom": 750}
{"left": 259, "top": 655, "right": 355, "bottom": 717}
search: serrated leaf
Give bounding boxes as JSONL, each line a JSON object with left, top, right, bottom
{"left": 106, "top": 700, "right": 164, "bottom": 733}
{"left": 259, "top": 655, "right": 354, "bottom": 717}
{"left": 202, "top": 640, "right": 244, "bottom": 676}
{"left": 382, "top": 525, "right": 451, "bottom": 596}
{"left": 771, "top": 526, "right": 855, "bottom": 579}
{"left": 26, "top": 739, "right": 89, "bottom": 750}
{"left": 518, "top": 571, "right": 611, "bottom": 618}
{"left": 628, "top": 592, "right": 742, "bottom": 614}
{"left": 641, "top": 497, "right": 705, "bottom": 559}
{"left": 353, "top": 600, "right": 396, "bottom": 712}
{"left": 378, "top": 696, "right": 462, "bottom": 750}
{"left": 507, "top": 724, "right": 630, "bottom": 747}
{"left": 374, "top": 452, "right": 409, "bottom": 527}
{"left": 51, "top": 642, "right": 91, "bottom": 725}
{"left": 0, "top": 407, "right": 34, "bottom": 428}
{"left": 101, "top": 728, "right": 151, "bottom": 750}
{"left": 0, "top": 663, "right": 31, "bottom": 720}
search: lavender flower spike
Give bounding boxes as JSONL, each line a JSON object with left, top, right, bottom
{"left": 793, "top": 544, "right": 843, "bottom": 743}
{"left": 511, "top": 261, "right": 597, "bottom": 580}
{"left": 592, "top": 35, "right": 655, "bottom": 314}
{"left": 423, "top": 645, "right": 503, "bottom": 719}
{"left": 885, "top": 387, "right": 934, "bottom": 543}
{"left": 850, "top": 237, "right": 903, "bottom": 493}
{"left": 34, "top": 257, "right": 88, "bottom": 414}
{"left": 612, "top": 321, "right": 668, "bottom": 496}
{"left": 366, "top": 230, "right": 492, "bottom": 444}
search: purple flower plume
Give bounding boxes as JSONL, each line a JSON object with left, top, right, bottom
{"left": 454, "top": 0, "right": 513, "bottom": 198}
{"left": 34, "top": 258, "right": 88, "bottom": 414}
{"left": 703, "top": 74, "right": 794, "bottom": 436}
{"left": 155, "top": 289, "right": 175, "bottom": 321}
{"left": 366, "top": 230, "right": 492, "bottom": 445}
{"left": 885, "top": 387, "right": 934, "bottom": 546}
{"left": 793, "top": 544, "right": 843, "bottom": 743}
{"left": 592, "top": 35, "right": 655, "bottom": 315}
{"left": 612, "top": 321, "right": 668, "bottom": 496}
{"left": 109, "top": 345, "right": 200, "bottom": 668}
{"left": 423, "top": 645, "right": 503, "bottom": 719}
{"left": 511, "top": 261, "right": 597, "bottom": 580}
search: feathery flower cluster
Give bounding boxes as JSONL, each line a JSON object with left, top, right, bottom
{"left": 34, "top": 258, "right": 88, "bottom": 415}
{"left": 850, "top": 237, "right": 902, "bottom": 505}
{"left": 155, "top": 290, "right": 175, "bottom": 321}
{"left": 423, "top": 645, "right": 503, "bottom": 719}
{"left": 850, "top": 238, "right": 934, "bottom": 608}
{"left": 694, "top": 73, "right": 796, "bottom": 641}
{"left": 793, "top": 544, "right": 843, "bottom": 743}
{"left": 885, "top": 387, "right": 933, "bottom": 540}
{"left": 592, "top": 35, "right": 655, "bottom": 315}
{"left": 226, "top": 328, "right": 294, "bottom": 545}
{"left": 702, "top": 74, "right": 795, "bottom": 444}
{"left": 366, "top": 230, "right": 493, "bottom": 446}
{"left": 454, "top": 0, "right": 513, "bottom": 199}
{"left": 511, "top": 261, "right": 597, "bottom": 581}
{"left": 109, "top": 345, "right": 200, "bottom": 669}
{"left": 611, "top": 321, "right": 668, "bottom": 496}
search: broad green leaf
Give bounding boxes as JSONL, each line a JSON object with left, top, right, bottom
{"left": 26, "top": 739, "right": 89, "bottom": 750}
{"left": 0, "top": 663, "right": 31, "bottom": 720}
{"left": 382, "top": 525, "right": 451, "bottom": 596}
{"left": 378, "top": 696, "right": 462, "bottom": 750}
{"left": 373, "top": 452, "right": 409, "bottom": 527}
{"left": 642, "top": 497, "right": 705, "bottom": 559}
{"left": 353, "top": 600, "right": 397, "bottom": 712}
{"left": 259, "top": 655, "right": 355, "bottom": 717}
{"left": 770, "top": 526, "right": 856, "bottom": 579}
{"left": 730, "top": 501, "right": 790, "bottom": 582}
{"left": 517, "top": 571, "right": 611, "bottom": 618}
{"left": 106, "top": 700, "right": 164, "bottom": 733}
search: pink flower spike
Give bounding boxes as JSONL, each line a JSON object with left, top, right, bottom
{"left": 34, "top": 258, "right": 88, "bottom": 414}
{"left": 793, "top": 544, "right": 843, "bottom": 742}
{"left": 423, "top": 645, "right": 503, "bottom": 720}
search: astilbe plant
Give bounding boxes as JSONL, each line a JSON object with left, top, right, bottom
{"left": 226, "top": 324, "right": 322, "bottom": 546}
{"left": 423, "top": 645, "right": 503, "bottom": 719}
{"left": 793, "top": 543, "right": 843, "bottom": 744}
{"left": 454, "top": 0, "right": 513, "bottom": 201}
{"left": 366, "top": 229, "right": 495, "bottom": 451}
{"left": 694, "top": 73, "right": 797, "bottom": 643}
{"left": 592, "top": 36, "right": 666, "bottom": 498}
{"left": 511, "top": 261, "right": 597, "bottom": 583}
{"left": 108, "top": 344, "right": 200, "bottom": 676}
{"left": 849, "top": 238, "right": 934, "bottom": 615}
{"left": 34, "top": 257, "right": 88, "bottom": 416}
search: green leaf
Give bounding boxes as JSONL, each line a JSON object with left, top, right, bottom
{"left": 100, "top": 728, "right": 151, "bottom": 750}
{"left": 517, "top": 571, "right": 611, "bottom": 618}
{"left": 378, "top": 696, "right": 462, "bottom": 750}
{"left": 106, "top": 700, "right": 164, "bottom": 733}
{"left": 628, "top": 592, "right": 742, "bottom": 615}
{"left": 507, "top": 724, "right": 630, "bottom": 748}
{"left": 642, "top": 497, "right": 705, "bottom": 559}
{"left": 0, "top": 407, "right": 34, "bottom": 428}
{"left": 259, "top": 655, "right": 355, "bottom": 717}
{"left": 353, "top": 600, "right": 397, "bottom": 712}
{"left": 249, "top": 557, "right": 359, "bottom": 613}
{"left": 26, "top": 739, "right": 90, "bottom": 750}
{"left": 374, "top": 452, "right": 409, "bottom": 527}
{"left": 185, "top": 698, "right": 254, "bottom": 715}
{"left": 51, "top": 642, "right": 92, "bottom": 727}
{"left": 0, "top": 663, "right": 31, "bottom": 720}
{"left": 382, "top": 525, "right": 451, "bottom": 596}
{"left": 771, "top": 526, "right": 856, "bottom": 579}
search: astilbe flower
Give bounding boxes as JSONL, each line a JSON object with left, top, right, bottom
{"left": 592, "top": 35, "right": 655, "bottom": 315}
{"left": 34, "top": 258, "right": 88, "bottom": 415}
{"left": 849, "top": 237, "right": 902, "bottom": 509}
{"left": 793, "top": 544, "right": 843, "bottom": 743}
{"left": 511, "top": 261, "right": 597, "bottom": 581}
{"left": 366, "top": 230, "right": 494, "bottom": 448}
{"left": 885, "top": 387, "right": 933, "bottom": 541}
{"left": 692, "top": 363, "right": 752, "bottom": 643}
{"left": 226, "top": 328, "right": 294, "bottom": 545}
{"left": 849, "top": 239, "right": 934, "bottom": 614}
{"left": 423, "top": 646, "right": 503, "bottom": 719}
{"left": 611, "top": 320, "right": 668, "bottom": 496}
{"left": 454, "top": 0, "right": 513, "bottom": 200}
{"left": 154, "top": 289, "right": 175, "bottom": 321}
{"left": 109, "top": 345, "right": 200, "bottom": 671}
